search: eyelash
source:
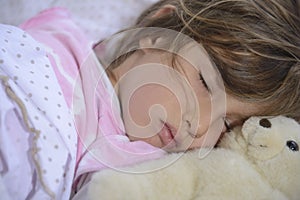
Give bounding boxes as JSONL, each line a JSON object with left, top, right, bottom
{"left": 199, "top": 73, "right": 210, "bottom": 92}
{"left": 199, "top": 73, "right": 233, "bottom": 133}
{"left": 199, "top": 73, "right": 231, "bottom": 131}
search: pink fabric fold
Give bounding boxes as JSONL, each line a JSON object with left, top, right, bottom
{"left": 20, "top": 7, "right": 166, "bottom": 194}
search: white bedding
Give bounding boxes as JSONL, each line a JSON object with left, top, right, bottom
{"left": 0, "top": 0, "right": 158, "bottom": 42}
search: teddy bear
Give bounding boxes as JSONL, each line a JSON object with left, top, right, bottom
{"left": 86, "top": 116, "right": 300, "bottom": 200}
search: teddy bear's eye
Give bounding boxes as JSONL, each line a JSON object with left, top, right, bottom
{"left": 259, "top": 118, "right": 272, "bottom": 128}
{"left": 286, "top": 140, "right": 299, "bottom": 151}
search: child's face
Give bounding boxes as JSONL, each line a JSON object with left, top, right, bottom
{"left": 112, "top": 43, "right": 260, "bottom": 152}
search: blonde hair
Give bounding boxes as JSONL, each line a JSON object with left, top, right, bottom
{"left": 105, "top": 0, "right": 300, "bottom": 121}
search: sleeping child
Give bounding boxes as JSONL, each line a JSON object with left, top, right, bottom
{"left": 0, "top": 0, "right": 299, "bottom": 199}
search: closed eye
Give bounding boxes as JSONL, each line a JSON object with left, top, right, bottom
{"left": 199, "top": 73, "right": 210, "bottom": 92}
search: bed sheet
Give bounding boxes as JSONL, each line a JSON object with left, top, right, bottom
{"left": 0, "top": 0, "right": 159, "bottom": 42}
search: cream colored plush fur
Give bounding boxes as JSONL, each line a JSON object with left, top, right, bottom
{"left": 87, "top": 116, "right": 300, "bottom": 200}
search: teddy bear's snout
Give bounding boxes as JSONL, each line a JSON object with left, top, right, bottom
{"left": 259, "top": 118, "right": 272, "bottom": 128}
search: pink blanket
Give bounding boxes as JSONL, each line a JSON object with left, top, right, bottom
{"left": 0, "top": 8, "right": 165, "bottom": 199}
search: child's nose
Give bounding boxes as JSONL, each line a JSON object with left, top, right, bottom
{"left": 188, "top": 121, "right": 210, "bottom": 138}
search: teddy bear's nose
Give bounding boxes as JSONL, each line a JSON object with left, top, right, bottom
{"left": 259, "top": 118, "right": 272, "bottom": 128}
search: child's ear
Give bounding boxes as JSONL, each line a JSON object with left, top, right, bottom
{"left": 138, "top": 4, "right": 176, "bottom": 53}
{"left": 139, "top": 37, "right": 165, "bottom": 53}
{"left": 151, "top": 5, "right": 176, "bottom": 18}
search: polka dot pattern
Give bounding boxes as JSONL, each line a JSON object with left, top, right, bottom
{"left": 0, "top": 24, "right": 77, "bottom": 199}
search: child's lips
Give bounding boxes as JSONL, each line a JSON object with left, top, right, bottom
{"left": 159, "top": 122, "right": 177, "bottom": 147}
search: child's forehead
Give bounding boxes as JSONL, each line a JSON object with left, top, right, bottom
{"left": 176, "top": 43, "right": 213, "bottom": 70}
{"left": 174, "top": 43, "right": 225, "bottom": 87}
